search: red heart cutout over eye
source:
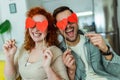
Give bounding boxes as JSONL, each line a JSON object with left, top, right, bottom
{"left": 25, "top": 17, "right": 48, "bottom": 33}
{"left": 68, "top": 13, "right": 78, "bottom": 23}
{"left": 56, "top": 13, "right": 78, "bottom": 30}
{"left": 26, "top": 17, "right": 35, "bottom": 28}
{"left": 56, "top": 18, "right": 67, "bottom": 30}
{"left": 36, "top": 20, "right": 48, "bottom": 33}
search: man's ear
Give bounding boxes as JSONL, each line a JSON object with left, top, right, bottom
{"left": 53, "top": 24, "right": 60, "bottom": 34}
{"left": 56, "top": 29, "right": 61, "bottom": 34}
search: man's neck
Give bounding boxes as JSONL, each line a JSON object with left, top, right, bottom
{"left": 66, "top": 35, "right": 80, "bottom": 47}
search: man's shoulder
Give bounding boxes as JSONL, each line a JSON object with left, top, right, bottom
{"left": 58, "top": 41, "right": 66, "bottom": 49}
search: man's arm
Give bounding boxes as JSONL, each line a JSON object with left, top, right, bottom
{"left": 86, "top": 33, "right": 120, "bottom": 78}
{"left": 85, "top": 33, "right": 113, "bottom": 60}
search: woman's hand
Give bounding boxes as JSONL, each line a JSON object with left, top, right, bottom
{"left": 3, "top": 39, "right": 17, "bottom": 58}
{"left": 3, "top": 39, "right": 17, "bottom": 78}
{"left": 42, "top": 49, "right": 53, "bottom": 71}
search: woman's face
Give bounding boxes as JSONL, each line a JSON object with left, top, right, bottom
{"left": 29, "top": 14, "right": 48, "bottom": 43}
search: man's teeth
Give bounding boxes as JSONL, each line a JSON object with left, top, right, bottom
{"left": 66, "top": 28, "right": 73, "bottom": 33}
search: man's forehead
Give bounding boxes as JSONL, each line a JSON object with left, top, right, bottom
{"left": 56, "top": 10, "right": 72, "bottom": 21}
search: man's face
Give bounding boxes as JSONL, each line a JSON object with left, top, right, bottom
{"left": 56, "top": 10, "right": 78, "bottom": 42}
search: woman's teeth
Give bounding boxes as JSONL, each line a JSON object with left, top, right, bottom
{"left": 33, "top": 33, "right": 41, "bottom": 37}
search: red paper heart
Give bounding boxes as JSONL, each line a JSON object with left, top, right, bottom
{"left": 25, "top": 17, "right": 48, "bottom": 33}
{"left": 68, "top": 13, "right": 78, "bottom": 23}
{"left": 25, "top": 17, "right": 35, "bottom": 28}
{"left": 56, "top": 13, "right": 78, "bottom": 30}
{"left": 36, "top": 20, "right": 48, "bottom": 33}
{"left": 56, "top": 18, "right": 67, "bottom": 30}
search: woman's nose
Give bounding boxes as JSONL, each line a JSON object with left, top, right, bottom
{"left": 32, "top": 26, "right": 39, "bottom": 32}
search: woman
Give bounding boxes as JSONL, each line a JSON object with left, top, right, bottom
{"left": 3, "top": 7, "right": 69, "bottom": 80}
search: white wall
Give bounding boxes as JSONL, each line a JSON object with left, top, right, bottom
{"left": 118, "top": 1, "right": 120, "bottom": 30}
{"left": 0, "top": 0, "right": 27, "bottom": 51}
{"left": 118, "top": 0, "right": 120, "bottom": 45}
{"left": 0, "top": 3, "right": 2, "bottom": 50}
{"left": 42, "top": 0, "right": 93, "bottom": 13}
{"left": 26, "top": 0, "right": 42, "bottom": 10}
{"left": 0, "top": 4, "right": 1, "bottom": 23}
{"left": 103, "top": 0, "right": 114, "bottom": 31}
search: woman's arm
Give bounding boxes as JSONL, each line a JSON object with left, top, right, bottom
{"left": 3, "top": 39, "right": 17, "bottom": 80}
{"left": 43, "top": 46, "right": 69, "bottom": 80}
{"left": 44, "top": 67, "right": 63, "bottom": 80}
{"left": 4, "top": 55, "right": 17, "bottom": 80}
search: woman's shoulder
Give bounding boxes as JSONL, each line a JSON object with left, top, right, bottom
{"left": 15, "top": 44, "right": 27, "bottom": 60}
{"left": 17, "top": 44, "right": 27, "bottom": 55}
{"left": 48, "top": 45, "right": 62, "bottom": 52}
{"left": 48, "top": 45, "right": 63, "bottom": 57}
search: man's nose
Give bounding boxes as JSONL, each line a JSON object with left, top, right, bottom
{"left": 66, "top": 22, "right": 71, "bottom": 28}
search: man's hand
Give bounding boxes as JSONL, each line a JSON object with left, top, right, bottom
{"left": 85, "top": 33, "right": 108, "bottom": 53}
{"left": 85, "top": 33, "right": 113, "bottom": 60}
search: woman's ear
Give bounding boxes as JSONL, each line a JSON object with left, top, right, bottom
{"left": 53, "top": 24, "right": 58, "bottom": 28}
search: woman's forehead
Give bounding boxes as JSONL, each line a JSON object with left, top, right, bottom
{"left": 32, "top": 14, "right": 47, "bottom": 22}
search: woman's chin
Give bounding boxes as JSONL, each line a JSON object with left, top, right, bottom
{"left": 32, "top": 38, "right": 43, "bottom": 42}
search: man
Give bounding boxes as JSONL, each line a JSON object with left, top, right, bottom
{"left": 53, "top": 6, "right": 120, "bottom": 80}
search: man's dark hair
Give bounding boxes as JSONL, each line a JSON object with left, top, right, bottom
{"left": 53, "top": 6, "right": 73, "bottom": 24}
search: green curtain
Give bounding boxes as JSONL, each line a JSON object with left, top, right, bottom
{"left": 0, "top": 20, "right": 11, "bottom": 34}
{"left": 0, "top": 20, "right": 11, "bottom": 43}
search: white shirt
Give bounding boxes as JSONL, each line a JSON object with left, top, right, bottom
{"left": 70, "top": 35, "right": 107, "bottom": 80}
